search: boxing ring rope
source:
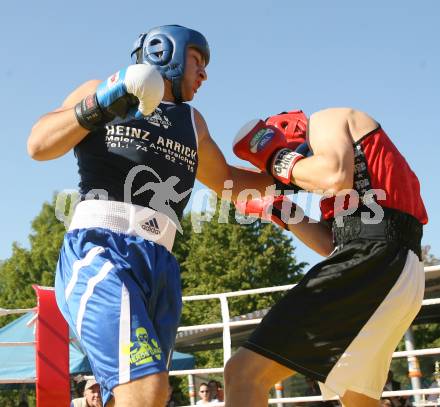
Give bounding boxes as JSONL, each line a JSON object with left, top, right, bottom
{"left": 0, "top": 307, "right": 36, "bottom": 316}
{"left": 0, "top": 267, "right": 439, "bottom": 406}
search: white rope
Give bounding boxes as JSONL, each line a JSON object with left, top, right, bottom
{"left": 382, "top": 388, "right": 440, "bottom": 397}
{"left": 424, "top": 265, "right": 440, "bottom": 273}
{"left": 0, "top": 378, "right": 35, "bottom": 384}
{"left": 0, "top": 341, "right": 35, "bottom": 347}
{"left": 177, "top": 318, "right": 262, "bottom": 332}
{"left": 393, "top": 348, "right": 440, "bottom": 357}
{"left": 422, "top": 298, "right": 440, "bottom": 306}
{"left": 0, "top": 307, "right": 36, "bottom": 317}
{"left": 182, "top": 284, "right": 295, "bottom": 301}
{"left": 169, "top": 367, "right": 224, "bottom": 376}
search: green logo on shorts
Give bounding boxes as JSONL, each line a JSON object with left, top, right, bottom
{"left": 130, "top": 326, "right": 162, "bottom": 366}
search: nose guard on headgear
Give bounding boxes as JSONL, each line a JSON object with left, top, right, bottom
{"left": 131, "top": 25, "right": 210, "bottom": 104}
{"left": 265, "top": 110, "right": 308, "bottom": 149}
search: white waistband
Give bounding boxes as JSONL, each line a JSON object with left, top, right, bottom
{"left": 68, "top": 200, "right": 176, "bottom": 252}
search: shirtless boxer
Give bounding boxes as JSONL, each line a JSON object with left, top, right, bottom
{"left": 228, "top": 108, "right": 428, "bottom": 407}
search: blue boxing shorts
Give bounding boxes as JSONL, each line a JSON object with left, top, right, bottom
{"left": 54, "top": 200, "right": 181, "bottom": 405}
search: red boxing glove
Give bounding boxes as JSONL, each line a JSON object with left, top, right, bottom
{"left": 233, "top": 119, "right": 305, "bottom": 185}
{"left": 235, "top": 195, "right": 297, "bottom": 229}
{"left": 270, "top": 148, "right": 305, "bottom": 185}
{"left": 265, "top": 110, "right": 308, "bottom": 146}
{"left": 266, "top": 110, "right": 309, "bottom": 185}
{"left": 233, "top": 119, "right": 288, "bottom": 173}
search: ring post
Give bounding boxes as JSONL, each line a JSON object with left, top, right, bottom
{"left": 33, "top": 285, "right": 70, "bottom": 407}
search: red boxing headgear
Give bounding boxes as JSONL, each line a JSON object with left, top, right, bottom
{"left": 265, "top": 110, "right": 308, "bottom": 149}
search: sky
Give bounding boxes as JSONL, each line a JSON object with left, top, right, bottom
{"left": 0, "top": 0, "right": 439, "bottom": 269}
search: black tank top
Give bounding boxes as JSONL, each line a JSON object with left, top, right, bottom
{"left": 74, "top": 102, "right": 198, "bottom": 220}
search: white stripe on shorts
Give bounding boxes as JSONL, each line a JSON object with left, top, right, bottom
{"left": 119, "top": 284, "right": 131, "bottom": 384}
{"left": 319, "top": 250, "right": 425, "bottom": 400}
{"left": 76, "top": 261, "right": 114, "bottom": 338}
{"left": 65, "top": 246, "right": 105, "bottom": 301}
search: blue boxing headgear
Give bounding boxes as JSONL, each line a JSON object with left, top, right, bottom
{"left": 131, "top": 25, "right": 210, "bottom": 104}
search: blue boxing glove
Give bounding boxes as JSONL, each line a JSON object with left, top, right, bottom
{"left": 75, "top": 64, "right": 164, "bottom": 130}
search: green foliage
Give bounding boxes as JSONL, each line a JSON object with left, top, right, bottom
{"left": 173, "top": 198, "right": 306, "bottom": 370}
{"left": 0, "top": 197, "right": 65, "bottom": 326}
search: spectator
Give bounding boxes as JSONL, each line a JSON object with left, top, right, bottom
{"left": 197, "top": 382, "right": 219, "bottom": 405}
{"left": 208, "top": 380, "right": 224, "bottom": 402}
{"left": 383, "top": 370, "right": 413, "bottom": 407}
{"left": 216, "top": 380, "right": 224, "bottom": 402}
{"left": 384, "top": 370, "right": 401, "bottom": 392}
{"left": 71, "top": 379, "right": 103, "bottom": 407}
{"left": 381, "top": 399, "right": 393, "bottom": 407}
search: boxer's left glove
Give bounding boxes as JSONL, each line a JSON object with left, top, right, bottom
{"left": 75, "top": 65, "right": 164, "bottom": 130}
{"left": 235, "top": 195, "right": 297, "bottom": 229}
{"left": 273, "top": 141, "right": 312, "bottom": 193}
{"left": 233, "top": 119, "right": 305, "bottom": 185}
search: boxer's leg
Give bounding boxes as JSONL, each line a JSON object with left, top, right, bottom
{"left": 341, "top": 390, "right": 379, "bottom": 407}
{"left": 224, "top": 347, "right": 294, "bottom": 407}
{"left": 111, "top": 371, "right": 169, "bottom": 407}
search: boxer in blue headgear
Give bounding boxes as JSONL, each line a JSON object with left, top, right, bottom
{"left": 28, "top": 23, "right": 278, "bottom": 407}
{"left": 131, "top": 25, "right": 210, "bottom": 103}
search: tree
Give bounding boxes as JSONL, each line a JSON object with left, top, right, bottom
{"left": 0, "top": 198, "right": 66, "bottom": 324}
{"left": 173, "top": 197, "right": 306, "bottom": 373}
{"left": 177, "top": 198, "right": 305, "bottom": 315}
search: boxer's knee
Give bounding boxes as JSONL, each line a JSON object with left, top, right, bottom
{"left": 225, "top": 347, "right": 290, "bottom": 390}
{"left": 113, "top": 371, "right": 169, "bottom": 407}
{"left": 225, "top": 348, "right": 270, "bottom": 388}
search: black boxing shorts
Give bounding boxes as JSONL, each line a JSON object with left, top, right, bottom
{"left": 243, "top": 209, "right": 424, "bottom": 400}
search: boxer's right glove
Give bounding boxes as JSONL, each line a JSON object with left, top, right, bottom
{"left": 235, "top": 195, "right": 297, "bottom": 229}
{"left": 233, "top": 119, "right": 305, "bottom": 186}
{"left": 75, "top": 64, "right": 164, "bottom": 130}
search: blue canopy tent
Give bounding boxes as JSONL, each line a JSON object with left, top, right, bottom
{"left": 0, "top": 312, "right": 195, "bottom": 386}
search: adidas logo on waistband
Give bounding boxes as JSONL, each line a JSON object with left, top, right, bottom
{"left": 141, "top": 217, "right": 161, "bottom": 235}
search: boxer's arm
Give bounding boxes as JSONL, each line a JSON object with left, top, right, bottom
{"left": 290, "top": 108, "right": 355, "bottom": 195}
{"left": 27, "top": 80, "right": 101, "bottom": 161}
{"left": 194, "top": 109, "right": 275, "bottom": 199}
{"left": 236, "top": 195, "right": 334, "bottom": 256}
{"left": 28, "top": 65, "right": 163, "bottom": 161}
{"left": 285, "top": 214, "right": 334, "bottom": 257}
